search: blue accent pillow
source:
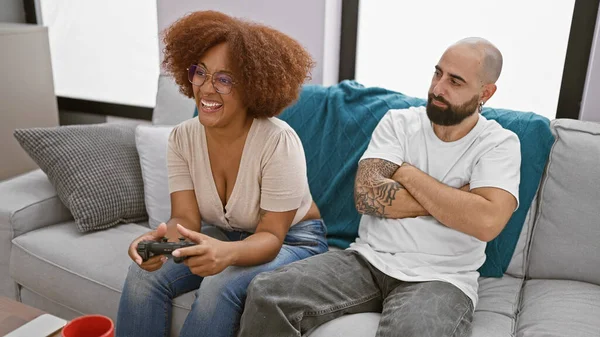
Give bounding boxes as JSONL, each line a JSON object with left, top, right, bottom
{"left": 278, "top": 80, "right": 554, "bottom": 277}
{"left": 193, "top": 106, "right": 198, "bottom": 117}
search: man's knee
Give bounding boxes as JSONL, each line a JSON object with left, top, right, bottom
{"left": 246, "top": 270, "right": 288, "bottom": 304}
{"left": 248, "top": 267, "right": 312, "bottom": 315}
{"left": 380, "top": 281, "right": 473, "bottom": 337}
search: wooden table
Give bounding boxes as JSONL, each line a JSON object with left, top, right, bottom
{"left": 0, "top": 296, "right": 63, "bottom": 336}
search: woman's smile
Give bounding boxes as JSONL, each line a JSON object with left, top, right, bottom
{"left": 200, "top": 98, "right": 223, "bottom": 113}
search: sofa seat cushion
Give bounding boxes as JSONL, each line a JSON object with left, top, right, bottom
{"left": 469, "top": 275, "right": 524, "bottom": 337}
{"left": 477, "top": 275, "right": 523, "bottom": 318}
{"left": 9, "top": 221, "right": 196, "bottom": 321}
{"left": 517, "top": 279, "right": 600, "bottom": 337}
{"left": 471, "top": 311, "right": 515, "bottom": 337}
{"left": 307, "top": 311, "right": 515, "bottom": 337}
{"left": 308, "top": 276, "right": 522, "bottom": 337}
{"left": 307, "top": 313, "right": 379, "bottom": 337}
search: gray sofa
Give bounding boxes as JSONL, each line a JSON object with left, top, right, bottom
{"left": 1, "top": 76, "right": 600, "bottom": 337}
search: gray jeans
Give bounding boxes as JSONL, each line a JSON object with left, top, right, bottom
{"left": 238, "top": 250, "right": 473, "bottom": 337}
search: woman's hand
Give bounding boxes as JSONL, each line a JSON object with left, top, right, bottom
{"left": 172, "top": 224, "right": 235, "bottom": 277}
{"left": 128, "top": 223, "right": 169, "bottom": 272}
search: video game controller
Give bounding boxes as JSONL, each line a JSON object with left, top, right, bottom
{"left": 137, "top": 237, "right": 195, "bottom": 263}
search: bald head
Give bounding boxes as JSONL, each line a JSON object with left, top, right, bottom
{"left": 450, "top": 37, "right": 503, "bottom": 84}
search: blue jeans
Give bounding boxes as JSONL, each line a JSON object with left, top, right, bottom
{"left": 116, "top": 219, "right": 328, "bottom": 337}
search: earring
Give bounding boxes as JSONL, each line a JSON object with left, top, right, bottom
{"left": 479, "top": 101, "right": 484, "bottom": 112}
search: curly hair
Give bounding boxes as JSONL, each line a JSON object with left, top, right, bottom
{"left": 162, "top": 11, "right": 315, "bottom": 118}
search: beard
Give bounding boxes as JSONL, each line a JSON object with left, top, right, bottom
{"left": 426, "top": 93, "right": 479, "bottom": 126}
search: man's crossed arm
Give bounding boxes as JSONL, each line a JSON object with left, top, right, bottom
{"left": 354, "top": 159, "right": 429, "bottom": 219}
{"left": 354, "top": 159, "right": 517, "bottom": 242}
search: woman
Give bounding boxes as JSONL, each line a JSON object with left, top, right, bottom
{"left": 116, "top": 10, "right": 328, "bottom": 337}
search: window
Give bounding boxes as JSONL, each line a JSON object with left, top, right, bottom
{"left": 354, "top": 0, "right": 576, "bottom": 120}
{"left": 38, "top": 0, "right": 159, "bottom": 108}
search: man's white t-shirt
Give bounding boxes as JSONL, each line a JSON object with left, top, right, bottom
{"left": 349, "top": 106, "right": 521, "bottom": 307}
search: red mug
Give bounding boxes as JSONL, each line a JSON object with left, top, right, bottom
{"left": 61, "top": 315, "right": 114, "bottom": 337}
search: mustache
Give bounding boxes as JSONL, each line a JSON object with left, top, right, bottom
{"left": 428, "top": 93, "right": 450, "bottom": 106}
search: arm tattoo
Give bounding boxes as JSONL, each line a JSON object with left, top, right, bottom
{"left": 354, "top": 159, "right": 402, "bottom": 217}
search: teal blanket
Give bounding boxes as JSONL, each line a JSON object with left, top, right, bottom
{"left": 278, "top": 80, "right": 554, "bottom": 277}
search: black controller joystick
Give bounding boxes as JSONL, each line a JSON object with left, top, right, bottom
{"left": 137, "top": 237, "right": 195, "bottom": 263}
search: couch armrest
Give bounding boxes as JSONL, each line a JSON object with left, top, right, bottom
{"left": 0, "top": 169, "right": 72, "bottom": 299}
{"left": 0, "top": 169, "right": 72, "bottom": 238}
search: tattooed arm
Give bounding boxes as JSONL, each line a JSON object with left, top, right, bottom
{"left": 354, "top": 159, "right": 429, "bottom": 218}
{"left": 394, "top": 163, "right": 517, "bottom": 242}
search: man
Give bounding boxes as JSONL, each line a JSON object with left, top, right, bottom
{"left": 238, "top": 37, "right": 521, "bottom": 337}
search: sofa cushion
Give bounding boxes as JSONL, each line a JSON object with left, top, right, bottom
{"left": 505, "top": 196, "right": 538, "bottom": 278}
{"left": 307, "top": 311, "right": 515, "bottom": 337}
{"left": 469, "top": 276, "right": 523, "bottom": 336}
{"left": 9, "top": 222, "right": 195, "bottom": 322}
{"left": 516, "top": 279, "right": 600, "bottom": 337}
{"left": 10, "top": 222, "right": 147, "bottom": 316}
{"left": 476, "top": 275, "right": 523, "bottom": 319}
{"left": 19, "top": 287, "right": 83, "bottom": 320}
{"left": 152, "top": 75, "right": 195, "bottom": 126}
{"left": 0, "top": 169, "right": 72, "bottom": 238}
{"left": 528, "top": 119, "right": 600, "bottom": 284}
{"left": 13, "top": 124, "right": 148, "bottom": 232}
{"left": 307, "top": 313, "right": 379, "bottom": 337}
{"left": 472, "top": 311, "right": 515, "bottom": 337}
{"left": 0, "top": 169, "right": 72, "bottom": 299}
{"left": 135, "top": 125, "right": 174, "bottom": 229}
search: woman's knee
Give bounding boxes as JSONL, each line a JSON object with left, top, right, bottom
{"left": 197, "top": 269, "right": 250, "bottom": 304}
{"left": 122, "top": 260, "right": 178, "bottom": 296}
{"left": 120, "top": 263, "right": 159, "bottom": 308}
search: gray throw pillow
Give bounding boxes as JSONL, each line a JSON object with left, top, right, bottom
{"left": 14, "top": 124, "right": 148, "bottom": 232}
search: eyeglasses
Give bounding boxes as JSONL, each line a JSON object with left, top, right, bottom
{"left": 187, "top": 64, "right": 236, "bottom": 95}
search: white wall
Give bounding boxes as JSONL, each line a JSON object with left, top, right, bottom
{"left": 0, "top": 0, "right": 24, "bottom": 23}
{"left": 580, "top": 5, "right": 600, "bottom": 123}
{"left": 157, "top": 0, "right": 341, "bottom": 85}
